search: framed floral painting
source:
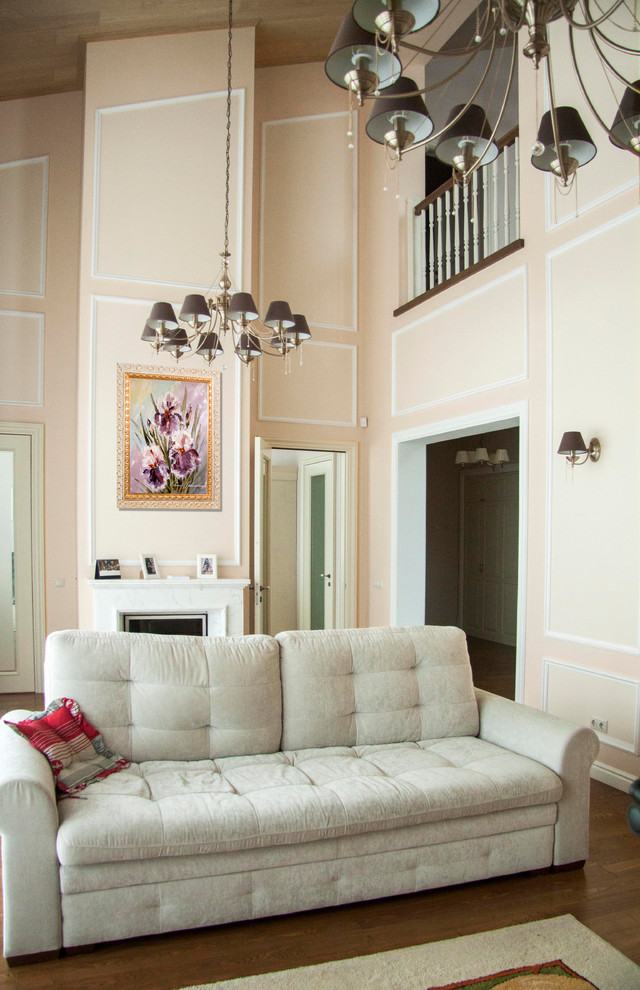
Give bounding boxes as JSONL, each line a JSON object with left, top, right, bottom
{"left": 117, "top": 364, "right": 221, "bottom": 510}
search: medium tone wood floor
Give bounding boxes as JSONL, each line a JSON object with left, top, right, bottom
{"left": 0, "top": 697, "right": 637, "bottom": 988}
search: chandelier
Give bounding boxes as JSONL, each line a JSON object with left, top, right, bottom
{"left": 325, "top": 0, "right": 640, "bottom": 188}
{"left": 142, "top": 0, "right": 311, "bottom": 368}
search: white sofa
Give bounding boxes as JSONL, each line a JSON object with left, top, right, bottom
{"left": 0, "top": 625, "right": 599, "bottom": 964}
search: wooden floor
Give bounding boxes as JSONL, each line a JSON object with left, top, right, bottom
{"left": 0, "top": 779, "right": 637, "bottom": 989}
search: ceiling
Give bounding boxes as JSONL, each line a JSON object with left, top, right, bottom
{"left": 0, "top": 0, "right": 352, "bottom": 102}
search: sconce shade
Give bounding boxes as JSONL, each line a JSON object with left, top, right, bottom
{"left": 286, "top": 314, "right": 312, "bottom": 342}
{"left": 141, "top": 321, "right": 158, "bottom": 342}
{"left": 610, "top": 81, "right": 640, "bottom": 151}
{"left": 264, "top": 300, "right": 295, "bottom": 328}
{"left": 195, "top": 332, "right": 223, "bottom": 359}
{"left": 352, "top": 0, "right": 440, "bottom": 36}
{"left": 365, "top": 76, "right": 433, "bottom": 148}
{"left": 531, "top": 107, "right": 596, "bottom": 173}
{"left": 163, "top": 326, "right": 191, "bottom": 356}
{"left": 227, "top": 292, "right": 259, "bottom": 321}
{"left": 179, "top": 294, "right": 210, "bottom": 324}
{"left": 475, "top": 446, "right": 489, "bottom": 463}
{"left": 455, "top": 450, "right": 470, "bottom": 465}
{"left": 557, "top": 431, "right": 588, "bottom": 455}
{"left": 325, "top": 11, "right": 401, "bottom": 93}
{"left": 495, "top": 448, "right": 509, "bottom": 464}
{"left": 235, "top": 332, "right": 262, "bottom": 358}
{"left": 435, "top": 104, "right": 499, "bottom": 169}
{"left": 147, "top": 302, "right": 179, "bottom": 331}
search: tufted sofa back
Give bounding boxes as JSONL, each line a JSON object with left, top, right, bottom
{"left": 278, "top": 625, "right": 478, "bottom": 750}
{"left": 44, "top": 630, "right": 282, "bottom": 763}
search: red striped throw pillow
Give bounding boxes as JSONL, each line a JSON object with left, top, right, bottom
{"left": 5, "top": 698, "right": 129, "bottom": 795}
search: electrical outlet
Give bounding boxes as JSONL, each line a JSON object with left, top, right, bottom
{"left": 590, "top": 717, "right": 608, "bottom": 733}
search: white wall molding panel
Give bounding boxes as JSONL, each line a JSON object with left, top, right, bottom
{"left": 261, "top": 112, "right": 357, "bottom": 333}
{"left": 546, "top": 208, "right": 640, "bottom": 652}
{"left": 392, "top": 266, "right": 528, "bottom": 416}
{"left": 0, "top": 311, "right": 44, "bottom": 406}
{"left": 0, "top": 157, "right": 48, "bottom": 297}
{"left": 259, "top": 340, "right": 357, "bottom": 426}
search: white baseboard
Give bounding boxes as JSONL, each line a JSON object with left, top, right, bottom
{"left": 590, "top": 760, "right": 636, "bottom": 793}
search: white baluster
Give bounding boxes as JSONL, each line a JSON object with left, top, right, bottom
{"left": 491, "top": 156, "right": 499, "bottom": 256}
{"left": 482, "top": 167, "right": 489, "bottom": 260}
{"left": 428, "top": 202, "right": 435, "bottom": 290}
{"left": 436, "top": 196, "right": 443, "bottom": 285}
{"left": 472, "top": 171, "right": 480, "bottom": 265}
{"left": 453, "top": 183, "right": 460, "bottom": 275}
{"left": 503, "top": 143, "right": 510, "bottom": 250}
{"left": 445, "top": 187, "right": 452, "bottom": 281}
{"left": 514, "top": 136, "right": 520, "bottom": 242}
{"left": 463, "top": 181, "right": 470, "bottom": 270}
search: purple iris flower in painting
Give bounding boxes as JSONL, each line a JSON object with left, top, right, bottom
{"left": 141, "top": 444, "right": 170, "bottom": 492}
{"left": 154, "top": 392, "right": 183, "bottom": 436}
{"left": 169, "top": 430, "right": 201, "bottom": 478}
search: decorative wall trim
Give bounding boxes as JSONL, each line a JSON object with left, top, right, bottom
{"left": 543, "top": 656, "right": 640, "bottom": 755}
{"left": 545, "top": 206, "right": 640, "bottom": 654}
{"left": 590, "top": 761, "right": 637, "bottom": 793}
{"left": 92, "top": 91, "right": 245, "bottom": 290}
{"left": 391, "top": 266, "right": 528, "bottom": 417}
{"left": 0, "top": 310, "right": 45, "bottom": 406}
{"left": 391, "top": 401, "right": 528, "bottom": 703}
{"left": 88, "top": 295, "right": 242, "bottom": 568}
{"left": 545, "top": 172, "right": 638, "bottom": 233}
{"left": 0, "top": 156, "right": 48, "bottom": 298}
{"left": 260, "top": 111, "right": 358, "bottom": 333}
{"left": 258, "top": 340, "right": 358, "bottom": 427}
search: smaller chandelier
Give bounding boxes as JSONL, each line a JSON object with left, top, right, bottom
{"left": 142, "top": 0, "right": 311, "bottom": 369}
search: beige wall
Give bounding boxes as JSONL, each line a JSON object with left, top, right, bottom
{"left": 0, "top": 91, "right": 83, "bottom": 636}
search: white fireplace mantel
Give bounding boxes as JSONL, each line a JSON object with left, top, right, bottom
{"left": 89, "top": 579, "right": 249, "bottom": 637}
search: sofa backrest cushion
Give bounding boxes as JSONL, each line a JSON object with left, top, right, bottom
{"left": 44, "top": 630, "right": 282, "bottom": 763}
{"left": 278, "top": 625, "right": 478, "bottom": 751}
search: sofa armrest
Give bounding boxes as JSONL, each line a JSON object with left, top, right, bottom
{"left": 474, "top": 688, "right": 600, "bottom": 866}
{"left": 0, "top": 713, "right": 61, "bottom": 959}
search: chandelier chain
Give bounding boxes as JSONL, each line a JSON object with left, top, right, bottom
{"left": 224, "top": 0, "right": 233, "bottom": 259}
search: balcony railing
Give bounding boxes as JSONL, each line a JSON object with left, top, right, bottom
{"left": 403, "top": 128, "right": 523, "bottom": 312}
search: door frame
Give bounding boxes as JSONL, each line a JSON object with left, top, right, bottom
{"left": 298, "top": 453, "right": 336, "bottom": 630}
{"left": 0, "top": 422, "right": 45, "bottom": 693}
{"left": 391, "top": 402, "right": 527, "bottom": 702}
{"left": 253, "top": 438, "right": 358, "bottom": 630}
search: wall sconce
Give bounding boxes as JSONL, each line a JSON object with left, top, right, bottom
{"left": 455, "top": 445, "right": 509, "bottom": 468}
{"left": 557, "top": 432, "right": 601, "bottom": 466}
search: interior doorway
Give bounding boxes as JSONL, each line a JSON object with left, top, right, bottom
{"left": 392, "top": 403, "right": 527, "bottom": 702}
{"left": 254, "top": 438, "right": 357, "bottom": 635}
{"left": 0, "top": 424, "right": 45, "bottom": 693}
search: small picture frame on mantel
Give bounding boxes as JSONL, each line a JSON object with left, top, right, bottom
{"left": 140, "top": 554, "right": 160, "bottom": 580}
{"left": 95, "top": 558, "right": 121, "bottom": 580}
{"left": 196, "top": 554, "right": 218, "bottom": 579}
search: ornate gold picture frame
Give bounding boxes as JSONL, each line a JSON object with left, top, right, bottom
{"left": 117, "top": 363, "right": 221, "bottom": 510}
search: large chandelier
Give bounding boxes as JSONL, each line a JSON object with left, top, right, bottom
{"left": 325, "top": 0, "right": 640, "bottom": 188}
{"left": 142, "top": 0, "right": 311, "bottom": 368}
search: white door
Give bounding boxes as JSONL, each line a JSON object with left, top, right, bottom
{"left": 0, "top": 433, "right": 38, "bottom": 691}
{"left": 462, "top": 470, "right": 518, "bottom": 646}
{"left": 299, "top": 454, "right": 336, "bottom": 630}
{"left": 253, "top": 439, "right": 272, "bottom": 635}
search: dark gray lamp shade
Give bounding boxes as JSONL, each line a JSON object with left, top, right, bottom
{"left": 195, "top": 332, "right": 224, "bottom": 360}
{"left": 141, "top": 321, "right": 158, "bottom": 342}
{"left": 366, "top": 76, "right": 433, "bottom": 147}
{"left": 285, "top": 314, "right": 312, "bottom": 342}
{"left": 147, "top": 302, "right": 179, "bottom": 331}
{"left": 235, "top": 332, "right": 262, "bottom": 359}
{"left": 610, "top": 81, "right": 640, "bottom": 151}
{"left": 228, "top": 292, "right": 259, "bottom": 321}
{"left": 435, "top": 104, "right": 499, "bottom": 168}
{"left": 269, "top": 333, "right": 294, "bottom": 354}
{"left": 352, "top": 0, "right": 440, "bottom": 35}
{"left": 264, "top": 300, "right": 295, "bottom": 329}
{"left": 531, "top": 107, "right": 596, "bottom": 172}
{"left": 162, "top": 327, "right": 191, "bottom": 356}
{"left": 179, "top": 294, "right": 210, "bottom": 324}
{"left": 557, "top": 431, "right": 588, "bottom": 455}
{"left": 325, "top": 11, "right": 401, "bottom": 92}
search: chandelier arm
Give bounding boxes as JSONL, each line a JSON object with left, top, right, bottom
{"left": 461, "top": 34, "right": 518, "bottom": 181}
{"left": 587, "top": 19, "right": 640, "bottom": 84}
{"left": 569, "top": 26, "right": 640, "bottom": 151}
{"left": 545, "top": 52, "right": 570, "bottom": 186}
{"left": 497, "top": 0, "right": 530, "bottom": 33}
{"left": 398, "top": 1, "right": 498, "bottom": 59}
{"left": 558, "top": 0, "right": 629, "bottom": 29}
{"left": 370, "top": 45, "right": 492, "bottom": 101}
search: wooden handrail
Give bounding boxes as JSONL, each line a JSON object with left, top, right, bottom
{"left": 414, "top": 126, "right": 519, "bottom": 216}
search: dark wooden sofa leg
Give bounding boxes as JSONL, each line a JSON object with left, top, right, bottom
{"left": 552, "top": 860, "right": 586, "bottom": 872}
{"left": 64, "top": 943, "right": 96, "bottom": 956}
{"left": 6, "top": 949, "right": 60, "bottom": 967}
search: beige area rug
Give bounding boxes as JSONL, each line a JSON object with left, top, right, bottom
{"left": 180, "top": 915, "right": 640, "bottom": 990}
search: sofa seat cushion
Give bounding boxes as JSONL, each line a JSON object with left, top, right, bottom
{"left": 56, "top": 737, "right": 562, "bottom": 867}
